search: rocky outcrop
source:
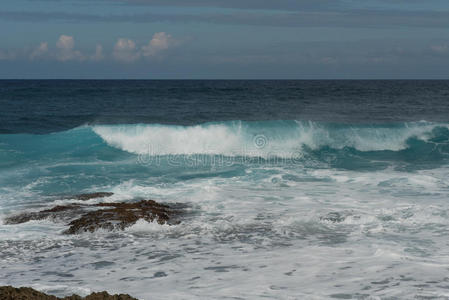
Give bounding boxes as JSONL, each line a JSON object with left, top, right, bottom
{"left": 320, "top": 212, "right": 346, "bottom": 223}
{"left": 0, "top": 286, "right": 137, "bottom": 300}
{"left": 74, "top": 192, "right": 114, "bottom": 201}
{"left": 4, "top": 198, "right": 181, "bottom": 234}
{"left": 65, "top": 200, "right": 176, "bottom": 234}
{"left": 4, "top": 204, "right": 85, "bottom": 225}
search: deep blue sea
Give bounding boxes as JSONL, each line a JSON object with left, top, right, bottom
{"left": 1, "top": 80, "right": 449, "bottom": 299}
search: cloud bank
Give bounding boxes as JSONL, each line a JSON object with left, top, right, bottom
{"left": 142, "top": 32, "right": 174, "bottom": 57}
{"left": 113, "top": 38, "right": 141, "bottom": 62}
{"left": 30, "top": 42, "right": 48, "bottom": 60}
{"left": 56, "top": 35, "right": 85, "bottom": 61}
{"left": 0, "top": 33, "right": 176, "bottom": 63}
{"left": 113, "top": 33, "right": 175, "bottom": 62}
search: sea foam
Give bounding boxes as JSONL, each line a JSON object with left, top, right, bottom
{"left": 92, "top": 120, "right": 449, "bottom": 157}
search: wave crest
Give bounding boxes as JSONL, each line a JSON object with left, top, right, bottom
{"left": 92, "top": 120, "right": 449, "bottom": 158}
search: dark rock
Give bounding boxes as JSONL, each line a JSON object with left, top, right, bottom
{"left": 4, "top": 205, "right": 84, "bottom": 225}
{"left": 320, "top": 212, "right": 346, "bottom": 223}
{"left": 65, "top": 200, "right": 178, "bottom": 234}
{"left": 3, "top": 199, "right": 181, "bottom": 234}
{"left": 0, "top": 285, "right": 137, "bottom": 300}
{"left": 3, "top": 211, "right": 48, "bottom": 225}
{"left": 74, "top": 192, "right": 114, "bottom": 201}
{"left": 42, "top": 205, "right": 81, "bottom": 213}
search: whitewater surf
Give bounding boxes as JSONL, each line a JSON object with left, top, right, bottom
{"left": 2, "top": 80, "right": 449, "bottom": 299}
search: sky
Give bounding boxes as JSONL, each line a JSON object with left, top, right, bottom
{"left": 0, "top": 0, "right": 449, "bottom": 79}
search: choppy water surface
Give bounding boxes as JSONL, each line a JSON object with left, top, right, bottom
{"left": 1, "top": 81, "right": 449, "bottom": 299}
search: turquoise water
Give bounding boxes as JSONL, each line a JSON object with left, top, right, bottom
{"left": 2, "top": 120, "right": 448, "bottom": 209}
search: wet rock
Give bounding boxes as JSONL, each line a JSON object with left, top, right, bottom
{"left": 4, "top": 204, "right": 84, "bottom": 225}
{"left": 3, "top": 199, "right": 181, "bottom": 234}
{"left": 320, "top": 212, "right": 346, "bottom": 223}
{"left": 3, "top": 211, "right": 48, "bottom": 225}
{"left": 0, "top": 285, "right": 137, "bottom": 300}
{"left": 74, "top": 192, "right": 114, "bottom": 201}
{"left": 65, "top": 200, "right": 178, "bottom": 234}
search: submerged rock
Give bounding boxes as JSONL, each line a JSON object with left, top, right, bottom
{"left": 74, "top": 192, "right": 114, "bottom": 201}
{"left": 4, "top": 199, "right": 181, "bottom": 234}
{"left": 320, "top": 212, "right": 346, "bottom": 223}
{"left": 4, "top": 205, "right": 84, "bottom": 225}
{"left": 0, "top": 285, "right": 137, "bottom": 300}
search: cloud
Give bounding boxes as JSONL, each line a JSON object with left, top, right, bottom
{"left": 141, "top": 32, "right": 173, "bottom": 58}
{"left": 56, "top": 35, "right": 74, "bottom": 50}
{"left": 91, "top": 44, "right": 104, "bottom": 61}
{"left": 113, "top": 38, "right": 141, "bottom": 62}
{"left": 2, "top": 10, "right": 449, "bottom": 29}
{"left": 113, "top": 33, "right": 177, "bottom": 62}
{"left": 27, "top": 37, "right": 103, "bottom": 62}
{"left": 1, "top": 33, "right": 175, "bottom": 64}
{"left": 56, "top": 35, "right": 85, "bottom": 61}
{"left": 93, "top": 0, "right": 443, "bottom": 12}
{"left": 16, "top": 0, "right": 443, "bottom": 12}
{"left": 15, "top": 0, "right": 346, "bottom": 12}
{"left": 111, "top": 0, "right": 342, "bottom": 11}
{"left": 30, "top": 42, "right": 48, "bottom": 60}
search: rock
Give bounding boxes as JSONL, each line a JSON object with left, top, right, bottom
{"left": 65, "top": 200, "right": 177, "bottom": 234}
{"left": 0, "top": 286, "right": 137, "bottom": 300}
{"left": 4, "top": 204, "right": 84, "bottom": 225}
{"left": 74, "top": 192, "right": 114, "bottom": 201}
{"left": 320, "top": 212, "right": 346, "bottom": 223}
{"left": 3, "top": 199, "right": 181, "bottom": 234}
{"left": 3, "top": 211, "right": 48, "bottom": 225}
{"left": 82, "top": 291, "right": 137, "bottom": 300}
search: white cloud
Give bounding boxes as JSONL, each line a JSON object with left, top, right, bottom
{"left": 56, "top": 35, "right": 74, "bottom": 50}
{"left": 1, "top": 33, "right": 176, "bottom": 64}
{"left": 141, "top": 32, "right": 174, "bottom": 57}
{"left": 91, "top": 44, "right": 104, "bottom": 61}
{"left": 113, "top": 38, "right": 141, "bottom": 62}
{"left": 30, "top": 42, "right": 48, "bottom": 60}
{"left": 56, "top": 35, "right": 85, "bottom": 61}
{"left": 113, "top": 33, "right": 176, "bottom": 62}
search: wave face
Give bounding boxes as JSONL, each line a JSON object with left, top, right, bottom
{"left": 92, "top": 120, "right": 449, "bottom": 163}
{"left": 2, "top": 120, "right": 448, "bottom": 173}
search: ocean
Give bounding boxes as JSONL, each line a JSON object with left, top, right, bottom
{"left": 1, "top": 80, "right": 449, "bottom": 299}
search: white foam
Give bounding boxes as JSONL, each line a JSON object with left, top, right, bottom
{"left": 92, "top": 121, "right": 448, "bottom": 158}
{"left": 3, "top": 125, "right": 449, "bottom": 299}
{"left": 294, "top": 120, "right": 444, "bottom": 151}
{"left": 126, "top": 219, "right": 175, "bottom": 233}
{"left": 29, "top": 284, "right": 92, "bottom": 298}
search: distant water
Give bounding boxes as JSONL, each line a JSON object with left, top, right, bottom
{"left": 1, "top": 80, "right": 449, "bottom": 299}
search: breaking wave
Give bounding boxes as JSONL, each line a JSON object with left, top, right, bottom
{"left": 92, "top": 120, "right": 449, "bottom": 158}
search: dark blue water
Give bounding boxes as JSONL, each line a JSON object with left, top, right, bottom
{"left": 2, "top": 80, "right": 449, "bottom": 134}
